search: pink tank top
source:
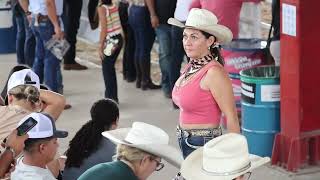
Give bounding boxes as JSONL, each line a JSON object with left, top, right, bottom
{"left": 172, "top": 61, "right": 222, "bottom": 125}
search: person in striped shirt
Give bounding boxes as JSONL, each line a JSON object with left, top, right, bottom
{"left": 97, "top": 0, "right": 123, "bottom": 103}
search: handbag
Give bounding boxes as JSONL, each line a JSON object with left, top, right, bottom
{"left": 103, "top": 35, "right": 120, "bottom": 56}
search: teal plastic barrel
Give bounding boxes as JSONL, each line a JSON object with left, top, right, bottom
{"left": 240, "top": 65, "right": 280, "bottom": 157}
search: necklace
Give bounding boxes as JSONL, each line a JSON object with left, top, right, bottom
{"left": 184, "top": 54, "right": 216, "bottom": 80}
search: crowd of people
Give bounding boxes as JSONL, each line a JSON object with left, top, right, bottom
{"left": 0, "top": 66, "right": 270, "bottom": 179}
{"left": 0, "top": 0, "right": 280, "bottom": 179}
{"left": 8, "top": 0, "right": 277, "bottom": 106}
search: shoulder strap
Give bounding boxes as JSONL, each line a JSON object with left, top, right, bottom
{"left": 267, "top": 1, "right": 277, "bottom": 48}
{"left": 102, "top": 4, "right": 110, "bottom": 17}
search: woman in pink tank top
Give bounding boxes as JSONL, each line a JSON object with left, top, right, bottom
{"left": 168, "top": 9, "right": 240, "bottom": 159}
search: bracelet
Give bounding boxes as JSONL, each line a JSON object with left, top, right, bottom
{"left": 5, "top": 146, "right": 16, "bottom": 158}
{"left": 25, "top": 11, "right": 32, "bottom": 16}
{"left": 150, "top": 15, "right": 157, "bottom": 18}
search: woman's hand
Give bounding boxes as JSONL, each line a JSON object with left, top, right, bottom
{"left": 5, "top": 130, "right": 29, "bottom": 157}
{"left": 99, "top": 45, "right": 105, "bottom": 60}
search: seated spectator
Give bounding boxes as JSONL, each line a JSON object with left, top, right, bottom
{"left": 180, "top": 133, "right": 270, "bottom": 180}
{"left": 0, "top": 69, "right": 65, "bottom": 141}
{"left": 0, "top": 130, "right": 28, "bottom": 178}
{"left": 63, "top": 98, "right": 119, "bottom": 180}
{"left": 0, "top": 64, "right": 30, "bottom": 102}
{"left": 78, "top": 122, "right": 183, "bottom": 180}
{"left": 11, "top": 112, "right": 68, "bottom": 180}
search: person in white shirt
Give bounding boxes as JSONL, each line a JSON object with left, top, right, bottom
{"left": 11, "top": 112, "right": 68, "bottom": 180}
{"left": 28, "top": 0, "right": 64, "bottom": 95}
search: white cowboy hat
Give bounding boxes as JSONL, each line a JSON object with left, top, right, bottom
{"left": 181, "top": 133, "right": 270, "bottom": 180}
{"left": 168, "top": 8, "right": 233, "bottom": 44}
{"left": 102, "top": 122, "right": 183, "bottom": 168}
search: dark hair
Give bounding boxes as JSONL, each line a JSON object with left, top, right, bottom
{"left": 100, "top": 0, "right": 112, "bottom": 5}
{"left": 65, "top": 99, "right": 119, "bottom": 168}
{"left": 200, "top": 31, "right": 225, "bottom": 66}
{"left": 24, "top": 137, "right": 54, "bottom": 153}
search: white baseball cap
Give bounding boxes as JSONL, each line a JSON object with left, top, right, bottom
{"left": 7, "top": 69, "right": 40, "bottom": 94}
{"left": 18, "top": 112, "right": 68, "bottom": 139}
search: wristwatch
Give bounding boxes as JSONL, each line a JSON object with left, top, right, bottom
{"left": 5, "top": 146, "right": 16, "bottom": 158}
{"left": 25, "top": 11, "right": 32, "bottom": 16}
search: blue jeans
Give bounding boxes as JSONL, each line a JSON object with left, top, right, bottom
{"left": 128, "top": 5, "right": 155, "bottom": 83}
{"left": 14, "top": 11, "right": 36, "bottom": 67}
{"left": 155, "top": 24, "right": 172, "bottom": 95}
{"left": 177, "top": 126, "right": 222, "bottom": 159}
{"left": 23, "top": 15, "right": 36, "bottom": 67}
{"left": 178, "top": 135, "right": 213, "bottom": 159}
{"left": 102, "top": 34, "right": 123, "bottom": 102}
{"left": 31, "top": 17, "right": 61, "bottom": 92}
{"left": 170, "top": 25, "right": 185, "bottom": 90}
{"left": 15, "top": 14, "right": 25, "bottom": 65}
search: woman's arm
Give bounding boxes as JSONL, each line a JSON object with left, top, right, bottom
{"left": 98, "top": 6, "right": 108, "bottom": 60}
{"left": 203, "top": 67, "right": 240, "bottom": 133}
{"left": 40, "top": 90, "right": 66, "bottom": 121}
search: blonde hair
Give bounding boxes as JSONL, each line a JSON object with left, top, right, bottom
{"left": 116, "top": 144, "right": 153, "bottom": 163}
{"left": 8, "top": 85, "right": 40, "bottom": 105}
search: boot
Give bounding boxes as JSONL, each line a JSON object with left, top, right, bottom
{"left": 140, "top": 60, "right": 161, "bottom": 90}
{"left": 135, "top": 59, "right": 141, "bottom": 88}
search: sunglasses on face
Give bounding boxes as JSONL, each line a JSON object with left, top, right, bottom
{"left": 150, "top": 158, "right": 165, "bottom": 171}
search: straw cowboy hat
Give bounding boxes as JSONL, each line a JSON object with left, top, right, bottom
{"left": 102, "top": 122, "right": 183, "bottom": 168}
{"left": 168, "top": 8, "right": 233, "bottom": 44}
{"left": 181, "top": 133, "right": 270, "bottom": 180}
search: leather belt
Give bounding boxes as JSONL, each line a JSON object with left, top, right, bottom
{"left": 176, "top": 126, "right": 222, "bottom": 138}
{"left": 37, "top": 14, "right": 49, "bottom": 22}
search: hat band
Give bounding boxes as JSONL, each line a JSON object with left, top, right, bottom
{"left": 25, "top": 81, "right": 37, "bottom": 85}
{"left": 201, "top": 162, "right": 251, "bottom": 176}
{"left": 124, "top": 140, "right": 132, "bottom": 144}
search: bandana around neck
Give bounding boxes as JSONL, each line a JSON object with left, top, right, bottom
{"left": 185, "top": 54, "right": 216, "bottom": 79}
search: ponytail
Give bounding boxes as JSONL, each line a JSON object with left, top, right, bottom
{"left": 210, "top": 45, "right": 224, "bottom": 66}
{"left": 201, "top": 31, "right": 225, "bottom": 66}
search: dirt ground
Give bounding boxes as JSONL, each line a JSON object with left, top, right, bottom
{"left": 76, "top": 1, "right": 272, "bottom": 83}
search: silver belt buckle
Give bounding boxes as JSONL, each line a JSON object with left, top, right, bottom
{"left": 182, "top": 130, "right": 189, "bottom": 138}
{"left": 212, "top": 127, "right": 222, "bottom": 136}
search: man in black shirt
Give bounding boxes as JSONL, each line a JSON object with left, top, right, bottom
{"left": 63, "top": 0, "right": 88, "bottom": 70}
{"left": 146, "top": 0, "right": 177, "bottom": 98}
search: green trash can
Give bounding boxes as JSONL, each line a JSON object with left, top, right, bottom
{"left": 240, "top": 65, "right": 280, "bottom": 157}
